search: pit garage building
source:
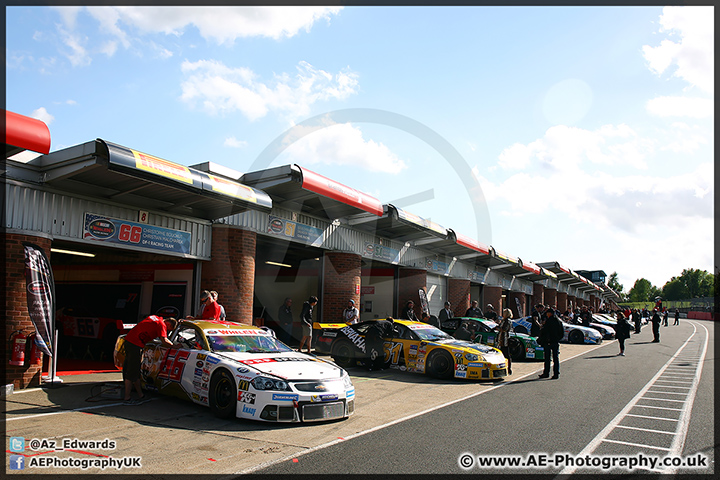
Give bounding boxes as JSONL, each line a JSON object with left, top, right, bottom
{"left": 3, "top": 110, "right": 620, "bottom": 389}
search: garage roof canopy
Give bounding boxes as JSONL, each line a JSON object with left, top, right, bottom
{"left": 4, "top": 109, "right": 51, "bottom": 157}
{"left": 10, "top": 139, "right": 271, "bottom": 220}
{"left": 241, "top": 164, "right": 383, "bottom": 220}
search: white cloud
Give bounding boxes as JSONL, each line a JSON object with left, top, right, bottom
{"left": 224, "top": 137, "right": 248, "bottom": 148}
{"left": 52, "top": 6, "right": 342, "bottom": 61}
{"left": 280, "top": 123, "right": 407, "bottom": 174}
{"left": 57, "top": 25, "right": 91, "bottom": 67}
{"left": 31, "top": 107, "right": 54, "bottom": 125}
{"left": 180, "top": 59, "right": 359, "bottom": 121}
{"left": 646, "top": 96, "right": 713, "bottom": 118}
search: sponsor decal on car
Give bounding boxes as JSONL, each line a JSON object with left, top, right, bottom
{"left": 196, "top": 361, "right": 204, "bottom": 368}
{"left": 238, "top": 392, "right": 256, "bottom": 404}
{"left": 455, "top": 371, "right": 467, "bottom": 378}
{"left": 323, "top": 331, "right": 337, "bottom": 337}
{"left": 236, "top": 367, "right": 249, "bottom": 373}
{"left": 311, "top": 394, "right": 339, "bottom": 402}
{"left": 272, "top": 393, "right": 299, "bottom": 402}
{"left": 194, "top": 368, "right": 203, "bottom": 377}
{"left": 196, "top": 353, "right": 207, "bottom": 360}
{"left": 237, "top": 380, "right": 250, "bottom": 391}
{"left": 455, "top": 363, "right": 467, "bottom": 371}
{"left": 242, "top": 404, "right": 257, "bottom": 416}
{"left": 340, "top": 325, "right": 366, "bottom": 353}
{"left": 206, "top": 356, "right": 220, "bottom": 365}
{"left": 467, "top": 362, "right": 485, "bottom": 368}
{"left": 346, "top": 388, "right": 355, "bottom": 398}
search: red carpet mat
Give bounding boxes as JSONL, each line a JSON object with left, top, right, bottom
{"left": 43, "top": 357, "right": 119, "bottom": 376}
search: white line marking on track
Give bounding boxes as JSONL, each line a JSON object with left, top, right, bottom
{"left": 231, "top": 341, "right": 610, "bottom": 476}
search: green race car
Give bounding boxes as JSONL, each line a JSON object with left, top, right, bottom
{"left": 440, "top": 317, "right": 545, "bottom": 362}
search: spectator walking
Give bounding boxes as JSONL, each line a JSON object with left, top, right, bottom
{"left": 123, "top": 315, "right": 176, "bottom": 405}
{"left": 495, "top": 308, "right": 514, "bottom": 375}
{"left": 277, "top": 297, "right": 294, "bottom": 345}
{"left": 651, "top": 308, "right": 661, "bottom": 343}
{"left": 614, "top": 311, "right": 631, "bottom": 356}
{"left": 298, "top": 296, "right": 318, "bottom": 354}
{"left": 464, "top": 300, "right": 483, "bottom": 319}
{"left": 674, "top": 308, "right": 680, "bottom": 326}
{"left": 538, "top": 308, "right": 563, "bottom": 379}
{"left": 342, "top": 299, "right": 359, "bottom": 325}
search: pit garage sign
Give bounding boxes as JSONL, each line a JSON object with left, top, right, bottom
{"left": 84, "top": 213, "right": 192, "bottom": 255}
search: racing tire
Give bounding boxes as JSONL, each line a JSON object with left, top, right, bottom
{"left": 427, "top": 350, "right": 454, "bottom": 379}
{"left": 331, "top": 340, "right": 356, "bottom": 369}
{"left": 209, "top": 369, "right": 236, "bottom": 419}
{"left": 508, "top": 337, "right": 525, "bottom": 362}
{"left": 569, "top": 330, "right": 584, "bottom": 344}
{"left": 514, "top": 325, "right": 528, "bottom": 335}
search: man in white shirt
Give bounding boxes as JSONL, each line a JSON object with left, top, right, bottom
{"left": 342, "top": 299, "right": 360, "bottom": 324}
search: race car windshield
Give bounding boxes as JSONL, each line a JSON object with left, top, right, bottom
{"left": 413, "top": 327, "right": 454, "bottom": 341}
{"left": 207, "top": 334, "right": 293, "bottom": 354}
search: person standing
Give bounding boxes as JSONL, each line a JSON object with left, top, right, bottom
{"left": 210, "top": 291, "right": 226, "bottom": 321}
{"left": 464, "top": 300, "right": 483, "bottom": 319}
{"left": 662, "top": 309, "right": 669, "bottom": 327}
{"left": 632, "top": 308, "right": 641, "bottom": 334}
{"left": 365, "top": 318, "right": 395, "bottom": 371}
{"left": 614, "top": 311, "right": 631, "bottom": 356}
{"left": 485, "top": 304, "right": 498, "bottom": 321}
{"left": 495, "top": 308, "right": 514, "bottom": 375}
{"left": 674, "top": 308, "right": 680, "bottom": 326}
{"left": 123, "top": 315, "right": 176, "bottom": 404}
{"left": 580, "top": 306, "right": 591, "bottom": 327}
{"left": 342, "top": 299, "right": 359, "bottom": 325}
{"left": 651, "top": 308, "right": 661, "bottom": 343}
{"left": 438, "top": 301, "right": 454, "bottom": 322}
{"left": 277, "top": 297, "right": 294, "bottom": 345}
{"left": 198, "top": 290, "right": 221, "bottom": 321}
{"left": 298, "top": 296, "right": 318, "bottom": 354}
{"left": 401, "top": 300, "right": 419, "bottom": 321}
{"left": 538, "top": 308, "right": 563, "bottom": 379}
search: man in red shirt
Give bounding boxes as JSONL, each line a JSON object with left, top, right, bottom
{"left": 123, "top": 315, "right": 176, "bottom": 405}
{"left": 198, "top": 290, "right": 222, "bottom": 321}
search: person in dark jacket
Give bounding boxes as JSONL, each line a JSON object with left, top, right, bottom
{"left": 464, "top": 300, "right": 483, "bottom": 319}
{"left": 614, "top": 311, "right": 631, "bottom": 355}
{"left": 674, "top": 308, "right": 680, "bottom": 326}
{"left": 365, "top": 318, "right": 394, "bottom": 370}
{"left": 632, "top": 308, "right": 641, "bottom": 334}
{"left": 651, "top": 309, "right": 661, "bottom": 342}
{"left": 298, "top": 296, "right": 318, "bottom": 354}
{"left": 538, "top": 308, "right": 563, "bottom": 379}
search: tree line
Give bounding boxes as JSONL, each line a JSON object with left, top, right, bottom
{"left": 607, "top": 268, "right": 716, "bottom": 303}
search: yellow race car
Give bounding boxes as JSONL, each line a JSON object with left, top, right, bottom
{"left": 329, "top": 319, "right": 508, "bottom": 380}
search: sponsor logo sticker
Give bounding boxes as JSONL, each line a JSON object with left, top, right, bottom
{"left": 238, "top": 392, "right": 256, "bottom": 404}
{"left": 242, "top": 404, "right": 256, "bottom": 416}
{"left": 272, "top": 393, "right": 299, "bottom": 402}
{"left": 237, "top": 380, "right": 250, "bottom": 391}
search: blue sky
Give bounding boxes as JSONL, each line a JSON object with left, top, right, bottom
{"left": 6, "top": 6, "right": 714, "bottom": 293}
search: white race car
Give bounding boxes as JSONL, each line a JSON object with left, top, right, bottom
{"left": 513, "top": 317, "right": 602, "bottom": 344}
{"left": 115, "top": 319, "right": 355, "bottom": 423}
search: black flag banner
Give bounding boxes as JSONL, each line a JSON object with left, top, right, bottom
{"left": 23, "top": 243, "right": 55, "bottom": 357}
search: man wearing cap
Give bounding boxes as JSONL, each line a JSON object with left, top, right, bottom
{"left": 342, "top": 299, "right": 360, "bottom": 325}
{"left": 198, "top": 289, "right": 221, "bottom": 321}
{"left": 485, "top": 304, "right": 498, "bottom": 321}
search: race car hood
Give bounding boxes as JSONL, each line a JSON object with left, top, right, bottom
{"left": 218, "top": 352, "right": 343, "bottom": 380}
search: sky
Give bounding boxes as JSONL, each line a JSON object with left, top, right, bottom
{"left": 5, "top": 6, "right": 714, "bottom": 294}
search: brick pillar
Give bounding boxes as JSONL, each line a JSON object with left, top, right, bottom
{"left": 322, "top": 252, "right": 361, "bottom": 323}
{"left": 201, "top": 226, "right": 256, "bottom": 323}
{"left": 544, "top": 288, "right": 557, "bottom": 309}
{"left": 507, "top": 291, "right": 527, "bottom": 318}
{"left": 483, "top": 286, "right": 502, "bottom": 316}
{"left": 557, "top": 292, "right": 568, "bottom": 312}
{"left": 398, "top": 268, "right": 426, "bottom": 318}
{"left": 449, "top": 279, "right": 470, "bottom": 317}
{"left": 567, "top": 295, "right": 578, "bottom": 311}
{"left": 533, "top": 283, "right": 544, "bottom": 309}
{"left": 3, "top": 233, "right": 50, "bottom": 389}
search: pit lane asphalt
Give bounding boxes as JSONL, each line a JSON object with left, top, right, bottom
{"left": 3, "top": 320, "right": 714, "bottom": 477}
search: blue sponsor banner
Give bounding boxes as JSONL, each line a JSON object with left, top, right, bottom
{"left": 84, "top": 213, "right": 192, "bottom": 255}
{"left": 364, "top": 243, "right": 400, "bottom": 263}
{"left": 267, "top": 215, "right": 325, "bottom": 245}
{"left": 272, "top": 393, "right": 299, "bottom": 402}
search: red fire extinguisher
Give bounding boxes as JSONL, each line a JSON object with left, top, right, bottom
{"left": 10, "top": 330, "right": 27, "bottom": 366}
{"left": 27, "top": 333, "right": 43, "bottom": 365}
